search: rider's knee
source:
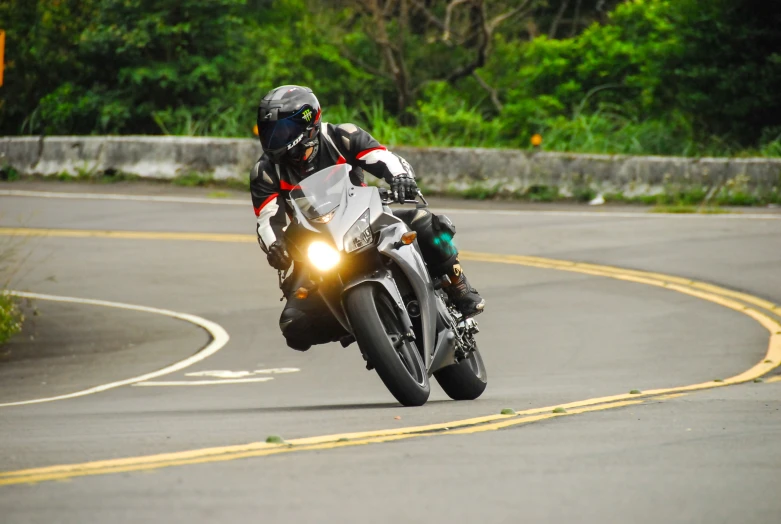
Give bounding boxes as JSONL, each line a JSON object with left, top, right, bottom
{"left": 279, "top": 307, "right": 349, "bottom": 351}
{"left": 432, "top": 214, "right": 455, "bottom": 237}
{"left": 408, "top": 211, "right": 458, "bottom": 273}
{"left": 279, "top": 307, "right": 306, "bottom": 333}
{"left": 279, "top": 308, "right": 312, "bottom": 351}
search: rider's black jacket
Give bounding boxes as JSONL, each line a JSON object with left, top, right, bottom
{"left": 250, "top": 122, "right": 414, "bottom": 251}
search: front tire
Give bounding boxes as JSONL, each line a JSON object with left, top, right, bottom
{"left": 434, "top": 345, "right": 487, "bottom": 401}
{"left": 345, "top": 284, "right": 430, "bottom": 407}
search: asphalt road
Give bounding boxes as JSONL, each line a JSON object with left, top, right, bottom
{"left": 1, "top": 181, "right": 780, "bottom": 523}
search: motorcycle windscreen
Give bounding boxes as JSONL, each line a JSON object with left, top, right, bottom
{"left": 290, "top": 164, "right": 351, "bottom": 220}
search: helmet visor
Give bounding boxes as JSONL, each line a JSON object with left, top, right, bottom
{"left": 258, "top": 116, "right": 308, "bottom": 153}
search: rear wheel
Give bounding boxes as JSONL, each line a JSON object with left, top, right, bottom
{"left": 345, "top": 284, "right": 430, "bottom": 407}
{"left": 434, "top": 345, "right": 487, "bottom": 401}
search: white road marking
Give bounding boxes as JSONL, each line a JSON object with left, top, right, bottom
{"left": 133, "top": 378, "right": 273, "bottom": 386}
{"left": 0, "top": 189, "right": 246, "bottom": 206}
{"left": 185, "top": 368, "right": 299, "bottom": 378}
{"left": 0, "top": 291, "right": 230, "bottom": 408}
{"left": 3, "top": 188, "right": 779, "bottom": 219}
{"left": 132, "top": 368, "right": 302, "bottom": 386}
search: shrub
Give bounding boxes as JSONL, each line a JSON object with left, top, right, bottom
{"left": 0, "top": 294, "right": 23, "bottom": 346}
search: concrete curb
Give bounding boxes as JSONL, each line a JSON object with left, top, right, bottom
{"left": 1, "top": 136, "right": 779, "bottom": 197}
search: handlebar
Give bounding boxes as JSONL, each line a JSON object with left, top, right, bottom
{"left": 379, "top": 188, "right": 429, "bottom": 208}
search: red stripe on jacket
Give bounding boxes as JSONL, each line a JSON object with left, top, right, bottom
{"left": 356, "top": 146, "right": 387, "bottom": 160}
{"left": 254, "top": 193, "right": 279, "bottom": 217}
{"left": 279, "top": 180, "right": 304, "bottom": 191}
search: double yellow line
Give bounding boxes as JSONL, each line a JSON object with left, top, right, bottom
{"left": 0, "top": 227, "right": 255, "bottom": 244}
{"left": 0, "top": 227, "right": 779, "bottom": 486}
{"left": 0, "top": 399, "right": 650, "bottom": 486}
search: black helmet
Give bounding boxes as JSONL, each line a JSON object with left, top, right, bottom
{"left": 257, "top": 85, "right": 322, "bottom": 166}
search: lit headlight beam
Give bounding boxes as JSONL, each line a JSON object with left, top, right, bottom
{"left": 307, "top": 241, "right": 341, "bottom": 272}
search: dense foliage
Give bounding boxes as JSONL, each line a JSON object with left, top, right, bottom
{"left": 1, "top": 0, "right": 779, "bottom": 156}
{"left": 0, "top": 294, "right": 22, "bottom": 346}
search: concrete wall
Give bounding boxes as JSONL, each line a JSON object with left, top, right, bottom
{"left": 2, "top": 136, "right": 780, "bottom": 197}
{"left": 0, "top": 136, "right": 259, "bottom": 181}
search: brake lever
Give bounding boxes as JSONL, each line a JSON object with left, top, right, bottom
{"left": 380, "top": 190, "right": 428, "bottom": 207}
{"left": 415, "top": 190, "right": 429, "bottom": 209}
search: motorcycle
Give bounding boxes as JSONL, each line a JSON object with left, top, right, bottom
{"left": 282, "top": 164, "right": 487, "bottom": 406}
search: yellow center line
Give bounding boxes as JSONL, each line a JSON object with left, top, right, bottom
{"left": 0, "top": 226, "right": 779, "bottom": 486}
{"left": 0, "top": 398, "right": 650, "bottom": 486}
{"left": 0, "top": 227, "right": 255, "bottom": 243}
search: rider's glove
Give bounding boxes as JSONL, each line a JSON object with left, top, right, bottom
{"left": 391, "top": 174, "right": 418, "bottom": 204}
{"left": 267, "top": 239, "right": 292, "bottom": 271}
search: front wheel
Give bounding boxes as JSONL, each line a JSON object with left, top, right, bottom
{"left": 434, "top": 345, "right": 487, "bottom": 401}
{"left": 345, "top": 284, "right": 430, "bottom": 407}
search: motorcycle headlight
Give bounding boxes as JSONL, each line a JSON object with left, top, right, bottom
{"left": 307, "top": 241, "right": 341, "bottom": 272}
{"left": 344, "top": 210, "right": 373, "bottom": 253}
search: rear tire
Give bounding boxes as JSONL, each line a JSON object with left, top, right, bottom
{"left": 345, "top": 284, "right": 430, "bottom": 407}
{"left": 434, "top": 345, "right": 487, "bottom": 401}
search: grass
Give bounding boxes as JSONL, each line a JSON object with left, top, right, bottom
{"left": 0, "top": 232, "right": 27, "bottom": 346}
{"left": 424, "top": 178, "right": 780, "bottom": 208}
{"left": 458, "top": 184, "right": 502, "bottom": 201}
{"left": 523, "top": 185, "right": 560, "bottom": 202}
{"left": 207, "top": 191, "right": 232, "bottom": 199}
{"left": 0, "top": 165, "right": 21, "bottom": 181}
{"left": 650, "top": 205, "right": 732, "bottom": 214}
{"left": 6, "top": 171, "right": 778, "bottom": 209}
{"left": 171, "top": 172, "right": 214, "bottom": 187}
{"left": 6, "top": 171, "right": 251, "bottom": 192}
{"left": 153, "top": 101, "right": 781, "bottom": 158}
{"left": 41, "top": 169, "right": 143, "bottom": 184}
{"left": 171, "top": 172, "right": 249, "bottom": 191}
{"left": 0, "top": 294, "right": 23, "bottom": 346}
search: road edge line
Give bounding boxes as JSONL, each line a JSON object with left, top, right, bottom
{"left": 0, "top": 291, "right": 230, "bottom": 408}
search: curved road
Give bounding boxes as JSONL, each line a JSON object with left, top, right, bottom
{"left": 1, "top": 182, "right": 780, "bottom": 523}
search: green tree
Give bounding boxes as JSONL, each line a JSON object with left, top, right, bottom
{"left": 0, "top": 0, "right": 779, "bottom": 155}
{"left": 484, "top": 0, "right": 781, "bottom": 150}
{"left": 0, "top": 0, "right": 99, "bottom": 134}
{"left": 241, "top": 0, "right": 377, "bottom": 121}
{"left": 1, "top": 0, "right": 248, "bottom": 135}
{"left": 664, "top": 0, "right": 781, "bottom": 144}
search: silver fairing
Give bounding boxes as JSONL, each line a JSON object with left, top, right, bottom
{"left": 289, "top": 183, "right": 386, "bottom": 252}
{"left": 375, "top": 224, "right": 438, "bottom": 369}
{"left": 287, "top": 168, "right": 454, "bottom": 372}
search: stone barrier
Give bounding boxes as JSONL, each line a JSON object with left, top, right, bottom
{"left": 1, "top": 136, "right": 779, "bottom": 198}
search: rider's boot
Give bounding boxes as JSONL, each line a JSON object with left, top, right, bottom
{"left": 443, "top": 262, "right": 485, "bottom": 317}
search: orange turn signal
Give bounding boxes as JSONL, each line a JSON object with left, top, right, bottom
{"left": 401, "top": 232, "right": 417, "bottom": 245}
{"left": 295, "top": 287, "right": 309, "bottom": 300}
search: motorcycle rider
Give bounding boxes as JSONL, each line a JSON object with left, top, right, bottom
{"left": 251, "top": 85, "right": 485, "bottom": 351}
